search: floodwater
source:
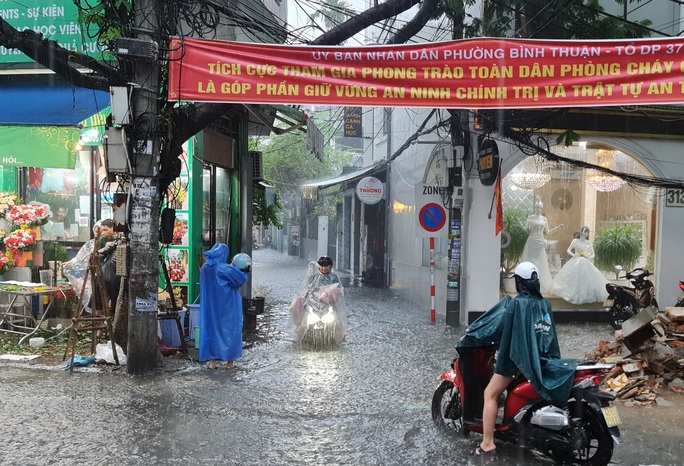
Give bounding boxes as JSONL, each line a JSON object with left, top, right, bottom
{"left": 0, "top": 248, "right": 683, "bottom": 465}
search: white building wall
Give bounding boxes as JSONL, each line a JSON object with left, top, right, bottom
{"left": 387, "top": 108, "right": 450, "bottom": 317}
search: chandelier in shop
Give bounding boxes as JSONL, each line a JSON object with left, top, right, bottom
{"left": 585, "top": 149, "right": 626, "bottom": 192}
{"left": 509, "top": 155, "right": 551, "bottom": 190}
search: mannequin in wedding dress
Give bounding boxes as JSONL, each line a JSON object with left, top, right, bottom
{"left": 520, "top": 199, "right": 563, "bottom": 293}
{"left": 551, "top": 226, "right": 608, "bottom": 304}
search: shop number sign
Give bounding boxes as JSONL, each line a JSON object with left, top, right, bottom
{"left": 666, "top": 188, "right": 684, "bottom": 207}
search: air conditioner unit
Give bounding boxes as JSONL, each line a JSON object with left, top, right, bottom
{"left": 250, "top": 151, "right": 264, "bottom": 181}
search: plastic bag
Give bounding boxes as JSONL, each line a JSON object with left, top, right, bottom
{"left": 62, "top": 239, "right": 94, "bottom": 305}
{"left": 95, "top": 342, "right": 127, "bottom": 365}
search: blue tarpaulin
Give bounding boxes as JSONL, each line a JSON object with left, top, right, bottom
{"left": 0, "top": 78, "right": 109, "bottom": 126}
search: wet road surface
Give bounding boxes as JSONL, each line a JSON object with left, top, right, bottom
{"left": 0, "top": 248, "right": 683, "bottom": 465}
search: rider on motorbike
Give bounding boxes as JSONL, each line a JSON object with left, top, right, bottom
{"left": 474, "top": 261, "right": 580, "bottom": 458}
{"left": 308, "top": 256, "right": 340, "bottom": 291}
{"left": 290, "top": 257, "right": 346, "bottom": 344}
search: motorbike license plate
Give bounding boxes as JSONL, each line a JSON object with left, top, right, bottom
{"left": 601, "top": 406, "right": 622, "bottom": 428}
{"left": 603, "top": 298, "right": 615, "bottom": 308}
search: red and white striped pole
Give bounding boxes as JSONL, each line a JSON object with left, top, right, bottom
{"left": 430, "top": 236, "right": 435, "bottom": 323}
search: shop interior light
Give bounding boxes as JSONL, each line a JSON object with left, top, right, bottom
{"left": 509, "top": 155, "right": 551, "bottom": 190}
{"left": 586, "top": 149, "right": 626, "bottom": 192}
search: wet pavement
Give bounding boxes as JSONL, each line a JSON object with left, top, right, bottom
{"left": 0, "top": 248, "right": 683, "bottom": 465}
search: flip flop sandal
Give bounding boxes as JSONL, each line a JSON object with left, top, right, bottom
{"left": 473, "top": 446, "right": 497, "bottom": 458}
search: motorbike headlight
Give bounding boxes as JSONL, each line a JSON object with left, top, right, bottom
{"left": 306, "top": 311, "right": 321, "bottom": 326}
{"left": 321, "top": 311, "right": 336, "bottom": 324}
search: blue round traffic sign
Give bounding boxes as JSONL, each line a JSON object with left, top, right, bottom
{"left": 419, "top": 203, "right": 446, "bottom": 232}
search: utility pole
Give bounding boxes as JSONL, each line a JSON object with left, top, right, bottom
{"left": 446, "top": 11, "right": 466, "bottom": 327}
{"left": 126, "top": 0, "right": 163, "bottom": 374}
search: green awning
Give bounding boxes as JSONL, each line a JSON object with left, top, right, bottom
{"left": 79, "top": 108, "right": 111, "bottom": 146}
{"left": 0, "top": 126, "right": 79, "bottom": 169}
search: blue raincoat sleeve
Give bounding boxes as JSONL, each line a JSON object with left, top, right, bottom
{"left": 199, "top": 244, "right": 248, "bottom": 363}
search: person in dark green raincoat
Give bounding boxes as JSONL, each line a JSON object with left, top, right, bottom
{"left": 474, "top": 261, "right": 579, "bottom": 458}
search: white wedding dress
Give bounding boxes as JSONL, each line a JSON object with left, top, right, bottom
{"left": 521, "top": 215, "right": 554, "bottom": 294}
{"left": 551, "top": 238, "right": 608, "bottom": 304}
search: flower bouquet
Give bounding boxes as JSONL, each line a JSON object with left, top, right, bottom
{"left": 6, "top": 203, "right": 51, "bottom": 228}
{"left": 0, "top": 251, "right": 13, "bottom": 274}
{"left": 0, "top": 192, "right": 20, "bottom": 218}
{"left": 3, "top": 226, "right": 38, "bottom": 252}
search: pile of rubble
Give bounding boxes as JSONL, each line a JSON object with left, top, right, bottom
{"left": 585, "top": 306, "right": 684, "bottom": 404}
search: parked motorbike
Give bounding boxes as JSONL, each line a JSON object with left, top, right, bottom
{"left": 432, "top": 346, "right": 621, "bottom": 465}
{"left": 675, "top": 281, "right": 684, "bottom": 307}
{"left": 289, "top": 262, "right": 346, "bottom": 349}
{"left": 604, "top": 267, "right": 658, "bottom": 330}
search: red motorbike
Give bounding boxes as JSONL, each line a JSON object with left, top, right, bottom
{"left": 432, "top": 347, "right": 621, "bottom": 465}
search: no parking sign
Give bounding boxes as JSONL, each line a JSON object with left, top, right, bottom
{"left": 415, "top": 184, "right": 447, "bottom": 237}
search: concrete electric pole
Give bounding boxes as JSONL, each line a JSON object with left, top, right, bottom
{"left": 125, "top": 0, "right": 163, "bottom": 374}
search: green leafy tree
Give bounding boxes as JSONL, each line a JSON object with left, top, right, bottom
{"left": 259, "top": 123, "right": 354, "bottom": 201}
{"left": 311, "top": 0, "right": 357, "bottom": 36}
{"left": 477, "top": 0, "right": 652, "bottom": 39}
{"left": 253, "top": 185, "right": 283, "bottom": 228}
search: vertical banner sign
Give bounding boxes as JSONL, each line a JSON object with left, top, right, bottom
{"left": 477, "top": 138, "right": 500, "bottom": 186}
{"left": 306, "top": 119, "right": 324, "bottom": 162}
{"left": 415, "top": 184, "right": 448, "bottom": 238}
{"left": 344, "top": 107, "right": 363, "bottom": 137}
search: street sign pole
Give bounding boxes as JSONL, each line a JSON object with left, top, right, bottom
{"left": 415, "top": 186, "right": 447, "bottom": 324}
{"left": 430, "top": 237, "right": 435, "bottom": 323}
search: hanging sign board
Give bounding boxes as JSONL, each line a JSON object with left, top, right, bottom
{"left": 415, "top": 184, "right": 448, "bottom": 237}
{"left": 477, "top": 138, "right": 500, "bottom": 186}
{"left": 344, "top": 107, "right": 363, "bottom": 137}
{"left": 356, "top": 176, "right": 384, "bottom": 205}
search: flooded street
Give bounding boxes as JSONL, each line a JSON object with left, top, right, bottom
{"left": 1, "top": 248, "right": 683, "bottom": 465}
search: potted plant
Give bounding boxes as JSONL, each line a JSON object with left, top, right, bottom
{"left": 501, "top": 207, "right": 530, "bottom": 291}
{"left": 593, "top": 225, "right": 642, "bottom": 279}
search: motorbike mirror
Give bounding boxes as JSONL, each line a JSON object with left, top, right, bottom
{"left": 614, "top": 265, "right": 623, "bottom": 271}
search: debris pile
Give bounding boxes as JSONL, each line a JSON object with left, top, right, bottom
{"left": 586, "top": 306, "right": 684, "bottom": 404}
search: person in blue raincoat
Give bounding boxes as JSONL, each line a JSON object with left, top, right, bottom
{"left": 199, "top": 244, "right": 249, "bottom": 370}
{"left": 472, "top": 261, "right": 580, "bottom": 459}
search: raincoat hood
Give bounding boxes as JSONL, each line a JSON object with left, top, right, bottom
{"left": 204, "top": 243, "right": 229, "bottom": 266}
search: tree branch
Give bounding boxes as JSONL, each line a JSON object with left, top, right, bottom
{"left": 0, "top": 17, "right": 126, "bottom": 90}
{"left": 386, "top": 0, "right": 440, "bottom": 44}
{"left": 311, "top": 0, "right": 422, "bottom": 45}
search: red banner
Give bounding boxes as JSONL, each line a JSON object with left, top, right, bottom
{"left": 168, "top": 37, "right": 684, "bottom": 109}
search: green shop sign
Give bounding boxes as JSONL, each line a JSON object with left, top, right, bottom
{"left": 0, "top": 126, "right": 79, "bottom": 169}
{"left": 0, "top": 1, "right": 104, "bottom": 64}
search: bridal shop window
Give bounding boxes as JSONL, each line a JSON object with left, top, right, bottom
{"left": 502, "top": 143, "right": 657, "bottom": 283}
